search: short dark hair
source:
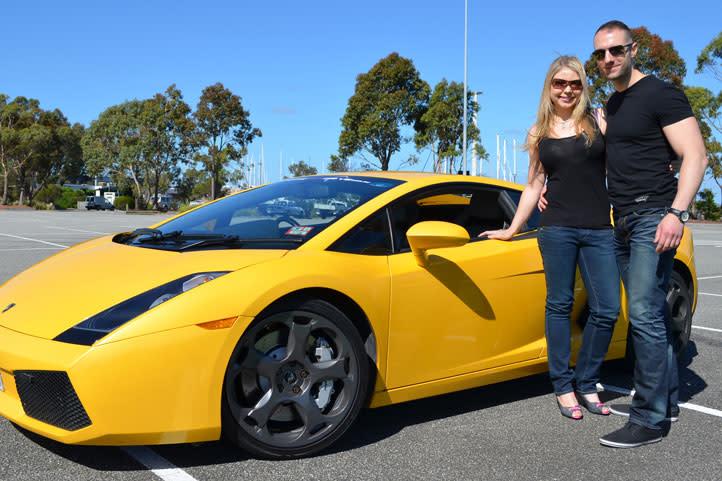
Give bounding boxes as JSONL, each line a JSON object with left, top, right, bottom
{"left": 595, "top": 20, "right": 633, "bottom": 41}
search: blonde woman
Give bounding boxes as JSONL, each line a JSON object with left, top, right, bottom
{"left": 481, "top": 56, "right": 619, "bottom": 420}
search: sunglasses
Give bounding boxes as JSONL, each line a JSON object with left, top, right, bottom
{"left": 592, "top": 42, "right": 634, "bottom": 60}
{"left": 551, "top": 79, "right": 583, "bottom": 91}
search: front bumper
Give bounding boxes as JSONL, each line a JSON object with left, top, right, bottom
{"left": 0, "top": 317, "right": 251, "bottom": 445}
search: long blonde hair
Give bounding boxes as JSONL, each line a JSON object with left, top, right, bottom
{"left": 525, "top": 55, "right": 596, "bottom": 152}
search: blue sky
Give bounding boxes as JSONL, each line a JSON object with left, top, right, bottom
{"left": 5, "top": 1, "right": 721, "bottom": 197}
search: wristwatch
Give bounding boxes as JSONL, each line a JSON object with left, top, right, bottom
{"left": 667, "top": 208, "right": 690, "bottom": 223}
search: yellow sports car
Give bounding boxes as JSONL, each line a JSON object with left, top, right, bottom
{"left": 0, "top": 173, "right": 697, "bottom": 459}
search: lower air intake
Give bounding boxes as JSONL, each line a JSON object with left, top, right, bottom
{"left": 14, "top": 370, "right": 92, "bottom": 431}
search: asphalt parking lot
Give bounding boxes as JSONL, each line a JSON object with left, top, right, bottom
{"left": 1, "top": 210, "right": 721, "bottom": 481}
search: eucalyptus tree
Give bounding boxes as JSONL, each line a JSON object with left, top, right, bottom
{"left": 338, "top": 53, "right": 430, "bottom": 170}
{"left": 690, "top": 31, "right": 722, "bottom": 208}
{"left": 414, "top": 79, "right": 486, "bottom": 174}
{"left": 24, "top": 110, "right": 84, "bottom": 203}
{"left": 191, "top": 83, "right": 261, "bottom": 199}
{"left": 0, "top": 96, "right": 48, "bottom": 205}
{"left": 82, "top": 100, "right": 146, "bottom": 209}
{"left": 141, "top": 85, "right": 193, "bottom": 209}
{"left": 287, "top": 160, "right": 317, "bottom": 177}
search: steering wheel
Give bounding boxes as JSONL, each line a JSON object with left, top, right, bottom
{"left": 276, "top": 215, "right": 299, "bottom": 227}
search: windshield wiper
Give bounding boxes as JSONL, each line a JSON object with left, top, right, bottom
{"left": 178, "top": 236, "right": 304, "bottom": 251}
{"left": 135, "top": 229, "right": 186, "bottom": 243}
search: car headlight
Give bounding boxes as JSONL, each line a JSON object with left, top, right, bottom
{"left": 54, "top": 272, "right": 229, "bottom": 346}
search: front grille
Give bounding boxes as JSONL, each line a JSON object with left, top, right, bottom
{"left": 14, "top": 370, "right": 92, "bottom": 431}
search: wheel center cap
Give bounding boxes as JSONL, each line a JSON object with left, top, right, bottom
{"left": 284, "top": 372, "right": 297, "bottom": 384}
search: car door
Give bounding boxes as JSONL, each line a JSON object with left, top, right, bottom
{"left": 384, "top": 183, "right": 548, "bottom": 389}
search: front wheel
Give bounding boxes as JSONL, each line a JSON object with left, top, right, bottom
{"left": 222, "top": 299, "right": 371, "bottom": 459}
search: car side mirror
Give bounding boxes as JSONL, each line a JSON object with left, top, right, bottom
{"left": 406, "top": 221, "right": 470, "bottom": 267}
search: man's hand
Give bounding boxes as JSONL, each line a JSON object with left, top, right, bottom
{"left": 537, "top": 184, "right": 548, "bottom": 212}
{"left": 654, "top": 214, "right": 684, "bottom": 253}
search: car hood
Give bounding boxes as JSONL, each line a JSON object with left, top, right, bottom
{"left": 0, "top": 236, "right": 286, "bottom": 340}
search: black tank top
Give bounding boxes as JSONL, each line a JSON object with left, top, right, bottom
{"left": 538, "top": 129, "right": 611, "bottom": 228}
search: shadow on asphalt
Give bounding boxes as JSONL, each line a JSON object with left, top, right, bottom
{"left": 597, "top": 340, "right": 706, "bottom": 404}
{"left": 14, "top": 371, "right": 555, "bottom": 468}
{"left": 13, "top": 340, "right": 708, "bottom": 468}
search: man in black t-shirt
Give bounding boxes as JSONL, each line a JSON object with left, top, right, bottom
{"left": 593, "top": 21, "right": 707, "bottom": 449}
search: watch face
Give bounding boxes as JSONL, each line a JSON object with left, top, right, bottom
{"left": 680, "top": 211, "right": 690, "bottom": 222}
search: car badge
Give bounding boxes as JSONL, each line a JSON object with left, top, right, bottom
{"left": 2, "top": 303, "right": 15, "bottom": 314}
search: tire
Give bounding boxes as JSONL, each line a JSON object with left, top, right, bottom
{"left": 625, "top": 269, "right": 693, "bottom": 364}
{"left": 667, "top": 270, "right": 692, "bottom": 360}
{"left": 222, "top": 299, "right": 370, "bottom": 459}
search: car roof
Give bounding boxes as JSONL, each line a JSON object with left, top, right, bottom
{"left": 307, "top": 171, "right": 524, "bottom": 190}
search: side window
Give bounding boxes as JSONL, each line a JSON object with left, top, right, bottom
{"left": 330, "top": 209, "right": 392, "bottom": 255}
{"left": 506, "top": 190, "right": 539, "bottom": 232}
{"left": 388, "top": 184, "right": 520, "bottom": 252}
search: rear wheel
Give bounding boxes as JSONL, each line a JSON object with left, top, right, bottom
{"left": 667, "top": 270, "right": 692, "bottom": 360}
{"left": 222, "top": 299, "right": 370, "bottom": 459}
{"left": 625, "top": 269, "right": 693, "bottom": 363}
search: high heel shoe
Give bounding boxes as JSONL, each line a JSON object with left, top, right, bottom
{"left": 577, "top": 392, "right": 610, "bottom": 415}
{"left": 556, "top": 398, "right": 583, "bottom": 420}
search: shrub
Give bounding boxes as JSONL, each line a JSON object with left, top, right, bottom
{"left": 54, "top": 187, "right": 88, "bottom": 209}
{"left": 694, "top": 189, "right": 721, "bottom": 221}
{"left": 35, "top": 185, "right": 63, "bottom": 204}
{"left": 114, "top": 196, "right": 134, "bottom": 210}
{"left": 32, "top": 200, "right": 54, "bottom": 210}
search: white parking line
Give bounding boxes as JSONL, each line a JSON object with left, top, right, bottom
{"left": 693, "top": 325, "right": 722, "bottom": 333}
{"left": 0, "top": 233, "right": 68, "bottom": 248}
{"left": 698, "top": 275, "right": 722, "bottom": 280}
{"left": 600, "top": 384, "right": 722, "bottom": 419}
{"left": 0, "top": 247, "right": 65, "bottom": 252}
{"left": 121, "top": 446, "right": 198, "bottom": 481}
{"left": 700, "top": 292, "right": 722, "bottom": 297}
{"left": 46, "top": 226, "right": 111, "bottom": 235}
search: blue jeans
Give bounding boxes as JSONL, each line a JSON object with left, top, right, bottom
{"left": 614, "top": 208, "right": 678, "bottom": 430}
{"left": 537, "top": 226, "right": 620, "bottom": 396}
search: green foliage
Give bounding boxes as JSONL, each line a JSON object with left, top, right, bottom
{"left": 695, "top": 189, "right": 721, "bottom": 220}
{"left": 288, "top": 160, "right": 317, "bottom": 177}
{"left": 327, "top": 154, "right": 350, "bottom": 172}
{"left": 113, "top": 195, "right": 134, "bottom": 210}
{"left": 338, "top": 53, "right": 430, "bottom": 170}
{"left": 53, "top": 187, "right": 87, "bottom": 209}
{"left": 176, "top": 167, "right": 211, "bottom": 202}
{"left": 696, "top": 31, "right": 722, "bottom": 82}
{"left": 0, "top": 96, "right": 80, "bottom": 206}
{"left": 191, "top": 83, "right": 261, "bottom": 199}
{"left": 688, "top": 33, "right": 722, "bottom": 209}
{"left": 585, "top": 27, "right": 686, "bottom": 107}
{"left": 141, "top": 85, "right": 193, "bottom": 209}
{"left": 82, "top": 100, "right": 145, "bottom": 209}
{"left": 35, "top": 184, "right": 63, "bottom": 204}
{"left": 414, "top": 79, "right": 485, "bottom": 173}
{"left": 32, "top": 200, "right": 54, "bottom": 210}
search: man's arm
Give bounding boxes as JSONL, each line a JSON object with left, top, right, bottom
{"left": 655, "top": 116, "right": 708, "bottom": 253}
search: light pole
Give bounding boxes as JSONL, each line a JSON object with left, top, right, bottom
{"left": 471, "top": 91, "right": 482, "bottom": 176}
{"left": 462, "top": 0, "right": 469, "bottom": 175}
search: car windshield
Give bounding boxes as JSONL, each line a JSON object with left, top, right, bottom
{"left": 115, "top": 175, "right": 404, "bottom": 251}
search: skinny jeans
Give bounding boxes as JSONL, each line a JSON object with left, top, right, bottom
{"left": 614, "top": 208, "right": 678, "bottom": 430}
{"left": 537, "top": 226, "right": 620, "bottom": 396}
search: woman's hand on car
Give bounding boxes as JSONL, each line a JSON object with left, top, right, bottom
{"left": 479, "top": 228, "right": 514, "bottom": 241}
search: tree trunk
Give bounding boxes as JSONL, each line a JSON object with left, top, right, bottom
{"left": 0, "top": 149, "right": 7, "bottom": 205}
{"left": 130, "top": 168, "right": 142, "bottom": 210}
{"left": 211, "top": 157, "right": 218, "bottom": 200}
{"left": 17, "top": 168, "right": 26, "bottom": 206}
{"left": 0, "top": 166, "right": 7, "bottom": 205}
